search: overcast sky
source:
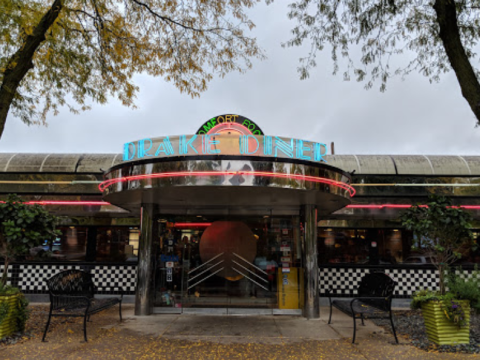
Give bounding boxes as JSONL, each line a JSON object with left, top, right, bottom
{"left": 0, "top": 2, "right": 479, "bottom": 156}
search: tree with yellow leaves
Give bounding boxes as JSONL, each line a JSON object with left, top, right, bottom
{"left": 0, "top": 0, "right": 263, "bottom": 138}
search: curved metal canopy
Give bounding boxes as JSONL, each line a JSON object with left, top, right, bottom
{"left": 1, "top": 153, "right": 479, "bottom": 176}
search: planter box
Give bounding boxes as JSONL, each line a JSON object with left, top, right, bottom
{"left": 0, "top": 294, "right": 19, "bottom": 339}
{"left": 421, "top": 300, "right": 470, "bottom": 345}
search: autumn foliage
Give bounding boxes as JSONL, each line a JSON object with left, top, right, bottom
{"left": 0, "top": 0, "right": 263, "bottom": 138}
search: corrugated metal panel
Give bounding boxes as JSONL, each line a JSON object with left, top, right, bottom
{"left": 426, "top": 156, "right": 471, "bottom": 175}
{"left": 0, "top": 153, "right": 17, "bottom": 172}
{"left": 76, "top": 154, "right": 122, "bottom": 173}
{"left": 40, "top": 154, "right": 82, "bottom": 172}
{"left": 355, "top": 155, "right": 396, "bottom": 174}
{"left": 4, "top": 154, "right": 51, "bottom": 172}
{"left": 0, "top": 152, "right": 479, "bottom": 175}
{"left": 391, "top": 155, "right": 434, "bottom": 175}
{"left": 323, "top": 155, "right": 361, "bottom": 174}
{"left": 462, "top": 156, "right": 480, "bottom": 175}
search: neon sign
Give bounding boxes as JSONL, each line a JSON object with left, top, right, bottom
{"left": 123, "top": 134, "right": 328, "bottom": 164}
{"left": 196, "top": 114, "right": 264, "bottom": 135}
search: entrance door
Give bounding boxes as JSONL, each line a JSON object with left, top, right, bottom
{"left": 153, "top": 215, "right": 303, "bottom": 314}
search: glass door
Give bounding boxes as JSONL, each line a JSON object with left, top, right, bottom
{"left": 153, "top": 214, "right": 303, "bottom": 313}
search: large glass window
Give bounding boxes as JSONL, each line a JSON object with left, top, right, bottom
{"left": 35, "top": 226, "right": 88, "bottom": 261}
{"left": 318, "top": 227, "right": 480, "bottom": 265}
{"left": 96, "top": 226, "right": 140, "bottom": 262}
{"left": 29, "top": 225, "right": 140, "bottom": 262}
{"left": 318, "top": 228, "right": 412, "bottom": 265}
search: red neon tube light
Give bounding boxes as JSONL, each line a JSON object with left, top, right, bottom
{"left": 99, "top": 171, "right": 356, "bottom": 197}
{"left": 345, "top": 204, "right": 480, "bottom": 210}
{"left": 174, "top": 223, "right": 212, "bottom": 228}
{"left": 0, "top": 200, "right": 111, "bottom": 206}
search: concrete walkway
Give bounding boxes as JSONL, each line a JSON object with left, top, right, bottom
{"left": 0, "top": 305, "right": 477, "bottom": 359}
{"left": 116, "top": 307, "right": 383, "bottom": 344}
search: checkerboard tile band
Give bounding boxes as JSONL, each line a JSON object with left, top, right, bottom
{"left": 15, "top": 264, "right": 137, "bottom": 294}
{"left": 8, "top": 263, "right": 478, "bottom": 297}
{"left": 0, "top": 265, "right": 12, "bottom": 285}
{"left": 92, "top": 266, "right": 137, "bottom": 294}
{"left": 319, "top": 268, "right": 370, "bottom": 296}
{"left": 18, "top": 264, "right": 81, "bottom": 293}
{"left": 387, "top": 268, "right": 439, "bottom": 296}
{"left": 455, "top": 269, "right": 480, "bottom": 282}
{"left": 318, "top": 267, "right": 473, "bottom": 298}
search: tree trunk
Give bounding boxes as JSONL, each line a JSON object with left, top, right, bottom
{"left": 438, "top": 264, "right": 446, "bottom": 295}
{"left": 433, "top": 0, "right": 480, "bottom": 126}
{"left": 0, "top": 0, "right": 63, "bottom": 139}
{"left": 1, "top": 258, "right": 9, "bottom": 287}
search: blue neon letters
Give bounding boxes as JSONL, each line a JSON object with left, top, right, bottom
{"left": 123, "top": 135, "right": 328, "bottom": 163}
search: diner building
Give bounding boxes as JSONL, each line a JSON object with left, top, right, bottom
{"left": 0, "top": 115, "right": 479, "bottom": 318}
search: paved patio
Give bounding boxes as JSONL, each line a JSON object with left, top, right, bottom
{"left": 0, "top": 304, "right": 477, "bottom": 359}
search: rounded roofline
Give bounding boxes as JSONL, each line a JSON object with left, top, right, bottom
{"left": 0, "top": 153, "right": 479, "bottom": 175}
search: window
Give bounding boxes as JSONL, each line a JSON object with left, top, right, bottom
{"left": 318, "top": 228, "right": 412, "bottom": 264}
{"left": 96, "top": 227, "right": 133, "bottom": 262}
{"left": 36, "top": 226, "right": 87, "bottom": 261}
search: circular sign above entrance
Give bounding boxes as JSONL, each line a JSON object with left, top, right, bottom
{"left": 196, "top": 114, "right": 264, "bottom": 135}
{"left": 199, "top": 221, "right": 257, "bottom": 281}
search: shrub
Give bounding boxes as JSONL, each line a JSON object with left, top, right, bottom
{"left": 0, "top": 194, "right": 59, "bottom": 285}
{"left": 401, "top": 195, "right": 475, "bottom": 295}
{"left": 445, "top": 266, "right": 480, "bottom": 314}
{"left": 0, "top": 284, "right": 30, "bottom": 333}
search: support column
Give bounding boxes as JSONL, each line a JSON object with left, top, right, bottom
{"left": 135, "top": 204, "right": 157, "bottom": 316}
{"left": 302, "top": 204, "right": 319, "bottom": 319}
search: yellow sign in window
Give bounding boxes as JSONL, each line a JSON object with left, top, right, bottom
{"left": 277, "top": 268, "right": 302, "bottom": 309}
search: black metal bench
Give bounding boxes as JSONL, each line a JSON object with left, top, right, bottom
{"left": 42, "top": 269, "right": 124, "bottom": 342}
{"left": 326, "top": 272, "right": 398, "bottom": 344}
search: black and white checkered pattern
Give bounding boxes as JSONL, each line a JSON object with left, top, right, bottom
{"left": 0, "top": 265, "right": 12, "bottom": 285}
{"left": 319, "top": 267, "right": 370, "bottom": 295}
{"left": 91, "top": 266, "right": 137, "bottom": 293}
{"left": 18, "top": 264, "right": 80, "bottom": 293}
{"left": 319, "top": 267, "right": 480, "bottom": 298}
{"left": 13, "top": 264, "right": 136, "bottom": 294}
{"left": 5, "top": 263, "right": 479, "bottom": 298}
{"left": 387, "top": 268, "right": 439, "bottom": 296}
{"left": 454, "top": 269, "right": 480, "bottom": 282}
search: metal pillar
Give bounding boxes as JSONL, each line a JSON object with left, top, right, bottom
{"left": 135, "top": 204, "right": 156, "bottom": 316}
{"left": 302, "top": 204, "right": 319, "bottom": 319}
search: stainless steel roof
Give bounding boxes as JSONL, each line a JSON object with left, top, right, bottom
{"left": 0, "top": 153, "right": 122, "bottom": 173}
{"left": 0, "top": 153, "right": 479, "bottom": 175}
{"left": 323, "top": 155, "right": 480, "bottom": 175}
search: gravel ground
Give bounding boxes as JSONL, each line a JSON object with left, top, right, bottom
{"left": 0, "top": 305, "right": 86, "bottom": 347}
{"left": 371, "top": 309, "right": 480, "bottom": 354}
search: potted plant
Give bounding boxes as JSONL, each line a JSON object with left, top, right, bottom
{"left": 402, "top": 195, "right": 476, "bottom": 345}
{"left": 0, "top": 194, "right": 59, "bottom": 339}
